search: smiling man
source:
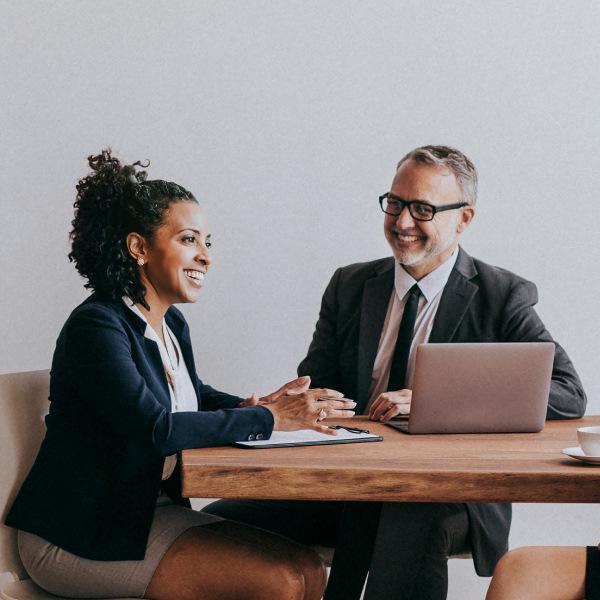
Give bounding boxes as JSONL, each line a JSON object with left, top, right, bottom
{"left": 203, "top": 146, "right": 586, "bottom": 599}
{"left": 383, "top": 156, "right": 473, "bottom": 277}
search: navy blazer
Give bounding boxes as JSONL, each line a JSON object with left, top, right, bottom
{"left": 6, "top": 295, "right": 274, "bottom": 561}
{"left": 298, "top": 248, "right": 586, "bottom": 576}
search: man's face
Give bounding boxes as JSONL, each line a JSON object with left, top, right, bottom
{"left": 383, "top": 160, "right": 475, "bottom": 280}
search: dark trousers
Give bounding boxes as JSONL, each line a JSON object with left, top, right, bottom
{"left": 202, "top": 499, "right": 470, "bottom": 600}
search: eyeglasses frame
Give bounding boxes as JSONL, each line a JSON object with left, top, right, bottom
{"left": 379, "top": 192, "right": 469, "bottom": 222}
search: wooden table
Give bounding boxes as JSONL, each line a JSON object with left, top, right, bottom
{"left": 181, "top": 416, "right": 600, "bottom": 503}
{"left": 181, "top": 416, "right": 600, "bottom": 598}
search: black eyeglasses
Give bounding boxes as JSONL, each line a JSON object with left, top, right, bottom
{"left": 379, "top": 193, "right": 468, "bottom": 222}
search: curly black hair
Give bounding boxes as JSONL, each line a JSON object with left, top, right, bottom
{"left": 69, "top": 149, "right": 197, "bottom": 309}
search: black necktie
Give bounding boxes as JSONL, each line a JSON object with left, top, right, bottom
{"left": 387, "top": 284, "right": 421, "bottom": 391}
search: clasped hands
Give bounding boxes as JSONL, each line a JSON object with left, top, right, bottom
{"left": 240, "top": 376, "right": 356, "bottom": 435}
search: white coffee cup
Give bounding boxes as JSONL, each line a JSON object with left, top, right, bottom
{"left": 577, "top": 426, "right": 600, "bottom": 456}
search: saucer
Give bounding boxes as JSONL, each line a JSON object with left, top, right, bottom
{"left": 562, "top": 447, "right": 600, "bottom": 465}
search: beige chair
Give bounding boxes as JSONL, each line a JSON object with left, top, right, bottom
{"left": 0, "top": 370, "right": 134, "bottom": 600}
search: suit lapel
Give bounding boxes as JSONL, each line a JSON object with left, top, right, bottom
{"left": 138, "top": 337, "right": 172, "bottom": 410}
{"left": 429, "top": 248, "right": 478, "bottom": 343}
{"left": 165, "top": 309, "right": 201, "bottom": 403}
{"left": 356, "top": 261, "right": 395, "bottom": 412}
{"left": 112, "top": 298, "right": 173, "bottom": 410}
{"left": 177, "top": 336, "right": 198, "bottom": 393}
{"left": 166, "top": 312, "right": 193, "bottom": 374}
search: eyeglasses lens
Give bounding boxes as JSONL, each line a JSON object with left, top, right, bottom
{"left": 410, "top": 203, "right": 434, "bottom": 220}
{"left": 384, "top": 199, "right": 434, "bottom": 221}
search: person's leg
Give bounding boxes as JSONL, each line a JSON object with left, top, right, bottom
{"left": 144, "top": 519, "right": 328, "bottom": 600}
{"left": 363, "top": 503, "right": 470, "bottom": 600}
{"left": 324, "top": 501, "right": 383, "bottom": 600}
{"left": 485, "top": 546, "right": 586, "bottom": 600}
{"left": 201, "top": 499, "right": 344, "bottom": 546}
{"left": 409, "top": 503, "right": 470, "bottom": 600}
{"left": 206, "top": 519, "right": 328, "bottom": 600}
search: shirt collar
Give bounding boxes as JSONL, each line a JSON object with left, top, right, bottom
{"left": 394, "top": 246, "right": 459, "bottom": 303}
{"left": 122, "top": 297, "right": 160, "bottom": 339}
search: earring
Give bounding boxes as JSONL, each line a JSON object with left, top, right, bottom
{"left": 137, "top": 258, "right": 145, "bottom": 266}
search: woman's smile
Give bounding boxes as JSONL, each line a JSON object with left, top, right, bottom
{"left": 184, "top": 269, "right": 205, "bottom": 284}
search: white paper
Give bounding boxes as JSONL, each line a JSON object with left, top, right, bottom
{"left": 235, "top": 427, "right": 381, "bottom": 448}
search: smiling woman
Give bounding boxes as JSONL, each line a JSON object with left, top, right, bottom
{"left": 5, "top": 149, "right": 355, "bottom": 600}
{"left": 128, "top": 201, "right": 213, "bottom": 333}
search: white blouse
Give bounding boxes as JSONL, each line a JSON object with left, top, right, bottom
{"left": 123, "top": 298, "right": 198, "bottom": 480}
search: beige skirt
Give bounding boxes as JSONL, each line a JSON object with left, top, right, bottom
{"left": 17, "top": 501, "right": 222, "bottom": 599}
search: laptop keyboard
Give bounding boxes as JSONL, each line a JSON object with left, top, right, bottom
{"left": 386, "top": 420, "right": 409, "bottom": 433}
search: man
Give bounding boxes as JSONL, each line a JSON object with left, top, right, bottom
{"left": 204, "top": 146, "right": 586, "bottom": 599}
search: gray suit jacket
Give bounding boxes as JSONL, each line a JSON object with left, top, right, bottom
{"left": 298, "top": 247, "right": 586, "bottom": 575}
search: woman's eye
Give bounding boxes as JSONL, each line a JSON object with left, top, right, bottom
{"left": 183, "top": 236, "right": 196, "bottom": 243}
{"left": 205, "top": 241, "right": 212, "bottom": 249}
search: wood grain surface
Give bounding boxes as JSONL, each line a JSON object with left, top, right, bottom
{"left": 181, "top": 416, "right": 600, "bottom": 503}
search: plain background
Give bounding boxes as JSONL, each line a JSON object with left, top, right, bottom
{"left": 1, "top": 1, "right": 599, "bottom": 597}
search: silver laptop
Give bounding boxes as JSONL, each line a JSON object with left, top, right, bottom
{"left": 387, "top": 342, "right": 554, "bottom": 434}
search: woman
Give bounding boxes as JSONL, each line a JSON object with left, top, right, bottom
{"left": 486, "top": 545, "right": 600, "bottom": 600}
{"left": 5, "top": 149, "right": 355, "bottom": 600}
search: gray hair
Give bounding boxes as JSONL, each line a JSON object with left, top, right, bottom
{"left": 397, "top": 145, "right": 478, "bottom": 206}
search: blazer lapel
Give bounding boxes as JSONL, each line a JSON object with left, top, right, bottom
{"left": 115, "top": 302, "right": 173, "bottom": 410}
{"left": 429, "top": 248, "right": 478, "bottom": 343}
{"left": 165, "top": 309, "right": 201, "bottom": 403}
{"left": 177, "top": 335, "right": 198, "bottom": 393}
{"left": 138, "top": 337, "right": 172, "bottom": 410}
{"left": 356, "top": 261, "right": 395, "bottom": 412}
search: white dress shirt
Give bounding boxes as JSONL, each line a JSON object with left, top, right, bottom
{"left": 365, "top": 248, "right": 459, "bottom": 413}
{"left": 123, "top": 298, "right": 198, "bottom": 480}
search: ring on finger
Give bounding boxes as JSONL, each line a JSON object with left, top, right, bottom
{"left": 317, "top": 409, "right": 327, "bottom": 421}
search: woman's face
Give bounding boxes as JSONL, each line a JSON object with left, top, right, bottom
{"left": 139, "top": 201, "right": 212, "bottom": 309}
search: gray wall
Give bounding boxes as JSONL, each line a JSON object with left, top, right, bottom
{"left": 2, "top": 2, "right": 599, "bottom": 597}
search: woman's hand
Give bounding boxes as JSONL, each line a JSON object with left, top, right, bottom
{"left": 368, "top": 389, "right": 412, "bottom": 422}
{"left": 239, "top": 376, "right": 311, "bottom": 408}
{"left": 265, "top": 388, "right": 356, "bottom": 435}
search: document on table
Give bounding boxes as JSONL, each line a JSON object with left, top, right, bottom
{"left": 234, "top": 427, "right": 383, "bottom": 449}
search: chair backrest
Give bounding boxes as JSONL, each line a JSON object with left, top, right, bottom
{"left": 0, "top": 371, "right": 50, "bottom": 581}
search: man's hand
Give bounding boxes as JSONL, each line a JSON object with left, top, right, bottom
{"left": 369, "top": 389, "right": 412, "bottom": 422}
